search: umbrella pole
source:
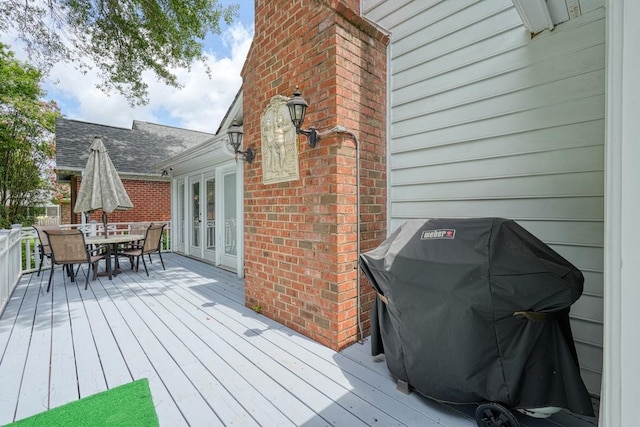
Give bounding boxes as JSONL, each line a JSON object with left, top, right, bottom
{"left": 102, "top": 211, "right": 108, "bottom": 238}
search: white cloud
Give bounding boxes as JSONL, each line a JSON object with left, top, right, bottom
{"left": 6, "top": 22, "right": 253, "bottom": 134}
{"left": 144, "top": 23, "right": 254, "bottom": 133}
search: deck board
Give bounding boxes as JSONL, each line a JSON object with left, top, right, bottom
{"left": 87, "top": 276, "right": 187, "bottom": 426}
{"left": 0, "top": 254, "right": 598, "bottom": 427}
{"left": 16, "top": 282, "right": 53, "bottom": 420}
{"left": 122, "top": 278, "right": 300, "bottom": 426}
{"left": 0, "top": 274, "right": 38, "bottom": 423}
{"left": 49, "top": 281, "right": 80, "bottom": 409}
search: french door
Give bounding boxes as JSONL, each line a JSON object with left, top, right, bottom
{"left": 188, "top": 178, "right": 201, "bottom": 256}
{"left": 203, "top": 174, "right": 216, "bottom": 263}
{"left": 183, "top": 164, "right": 239, "bottom": 272}
{"left": 175, "top": 179, "right": 185, "bottom": 253}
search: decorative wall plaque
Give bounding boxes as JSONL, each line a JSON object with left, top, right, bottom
{"left": 261, "top": 95, "right": 299, "bottom": 184}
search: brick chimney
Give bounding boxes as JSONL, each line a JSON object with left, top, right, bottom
{"left": 242, "top": 0, "right": 388, "bottom": 350}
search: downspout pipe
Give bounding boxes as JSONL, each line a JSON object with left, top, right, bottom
{"left": 317, "top": 126, "right": 364, "bottom": 343}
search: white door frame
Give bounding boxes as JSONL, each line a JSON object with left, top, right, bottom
{"left": 235, "top": 161, "right": 245, "bottom": 278}
{"left": 203, "top": 172, "right": 216, "bottom": 263}
{"left": 188, "top": 174, "right": 203, "bottom": 258}
{"left": 217, "top": 163, "right": 238, "bottom": 270}
{"left": 171, "top": 161, "right": 243, "bottom": 278}
{"left": 174, "top": 178, "right": 186, "bottom": 253}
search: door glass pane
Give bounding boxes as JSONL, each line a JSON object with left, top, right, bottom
{"left": 178, "top": 182, "right": 185, "bottom": 245}
{"left": 192, "top": 181, "right": 200, "bottom": 247}
{"left": 224, "top": 173, "right": 237, "bottom": 256}
{"left": 206, "top": 178, "right": 215, "bottom": 251}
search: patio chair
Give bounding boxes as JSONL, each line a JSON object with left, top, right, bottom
{"left": 119, "top": 223, "right": 166, "bottom": 276}
{"left": 34, "top": 225, "right": 60, "bottom": 277}
{"left": 125, "top": 222, "right": 152, "bottom": 251}
{"left": 130, "top": 222, "right": 152, "bottom": 235}
{"left": 44, "top": 229, "right": 106, "bottom": 292}
{"left": 109, "top": 222, "right": 151, "bottom": 273}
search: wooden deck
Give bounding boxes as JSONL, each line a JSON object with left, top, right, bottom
{"left": 0, "top": 254, "right": 598, "bottom": 426}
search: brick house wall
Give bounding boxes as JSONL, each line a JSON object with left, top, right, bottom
{"left": 69, "top": 177, "right": 171, "bottom": 224}
{"left": 242, "top": 0, "right": 388, "bottom": 351}
{"left": 59, "top": 200, "right": 71, "bottom": 224}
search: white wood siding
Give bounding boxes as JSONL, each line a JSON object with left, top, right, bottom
{"left": 364, "top": 0, "right": 604, "bottom": 396}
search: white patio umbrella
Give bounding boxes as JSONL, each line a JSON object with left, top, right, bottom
{"left": 73, "top": 136, "right": 133, "bottom": 237}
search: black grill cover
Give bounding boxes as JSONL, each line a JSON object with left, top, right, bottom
{"left": 359, "top": 218, "right": 594, "bottom": 416}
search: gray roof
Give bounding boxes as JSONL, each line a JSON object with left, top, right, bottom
{"left": 55, "top": 118, "right": 214, "bottom": 181}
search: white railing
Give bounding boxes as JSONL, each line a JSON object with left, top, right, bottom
{"left": 0, "top": 226, "right": 22, "bottom": 315}
{"left": 36, "top": 217, "right": 60, "bottom": 226}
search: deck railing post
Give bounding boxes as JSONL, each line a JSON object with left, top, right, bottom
{"left": 0, "top": 230, "right": 9, "bottom": 313}
{"left": 0, "top": 227, "right": 22, "bottom": 316}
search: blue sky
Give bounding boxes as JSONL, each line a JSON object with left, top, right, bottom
{"left": 6, "top": 1, "right": 254, "bottom": 134}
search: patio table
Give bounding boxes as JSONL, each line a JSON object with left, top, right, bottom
{"left": 85, "top": 234, "right": 144, "bottom": 280}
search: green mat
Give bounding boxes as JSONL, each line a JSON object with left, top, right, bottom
{"left": 5, "top": 379, "right": 159, "bottom": 427}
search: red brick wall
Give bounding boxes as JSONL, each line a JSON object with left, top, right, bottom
{"left": 60, "top": 200, "right": 71, "bottom": 225}
{"left": 243, "top": 0, "right": 388, "bottom": 350}
{"left": 70, "top": 178, "right": 170, "bottom": 224}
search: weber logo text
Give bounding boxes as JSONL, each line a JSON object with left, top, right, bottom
{"left": 421, "top": 229, "right": 456, "bottom": 240}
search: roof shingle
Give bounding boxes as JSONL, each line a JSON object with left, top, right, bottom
{"left": 55, "top": 118, "right": 214, "bottom": 180}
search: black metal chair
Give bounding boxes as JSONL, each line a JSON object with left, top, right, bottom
{"left": 44, "top": 229, "right": 106, "bottom": 292}
{"left": 33, "top": 225, "right": 60, "bottom": 276}
{"left": 119, "top": 223, "right": 166, "bottom": 276}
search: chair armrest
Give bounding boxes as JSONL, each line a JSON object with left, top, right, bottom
{"left": 88, "top": 246, "right": 106, "bottom": 257}
{"left": 117, "top": 243, "right": 143, "bottom": 258}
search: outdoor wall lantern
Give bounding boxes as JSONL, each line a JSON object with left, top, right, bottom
{"left": 286, "top": 87, "right": 318, "bottom": 148}
{"left": 227, "top": 120, "right": 255, "bottom": 164}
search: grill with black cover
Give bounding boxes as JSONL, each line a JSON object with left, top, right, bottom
{"left": 359, "top": 218, "right": 594, "bottom": 424}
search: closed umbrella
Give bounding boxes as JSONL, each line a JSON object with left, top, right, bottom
{"left": 73, "top": 136, "right": 133, "bottom": 237}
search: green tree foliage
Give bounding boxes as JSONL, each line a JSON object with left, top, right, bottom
{"left": 0, "top": 0, "right": 238, "bottom": 106}
{"left": 0, "top": 44, "right": 60, "bottom": 228}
